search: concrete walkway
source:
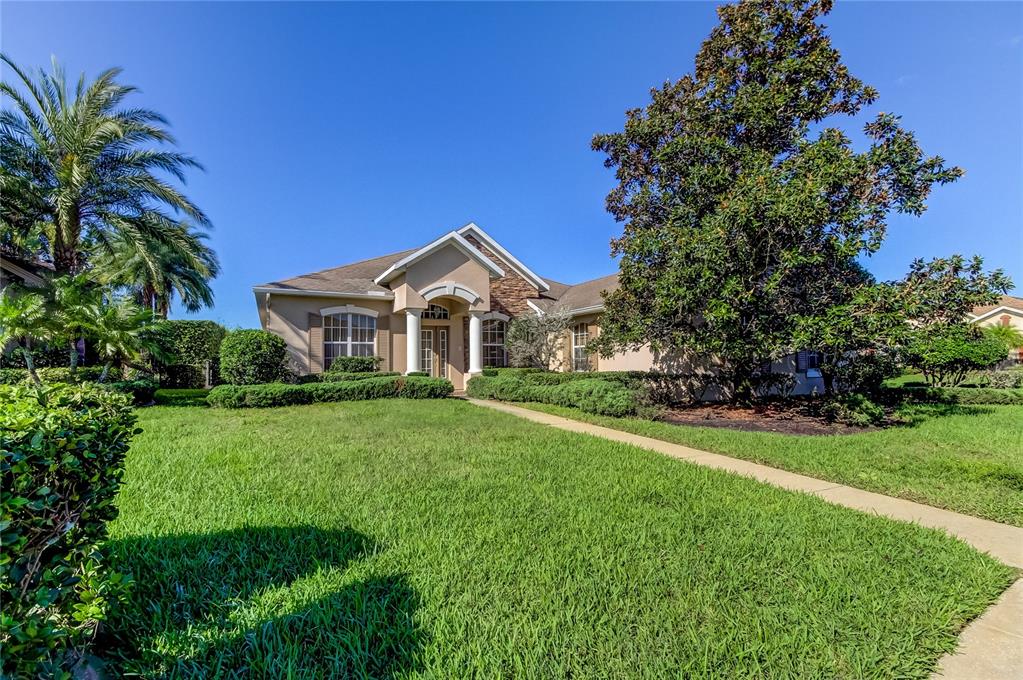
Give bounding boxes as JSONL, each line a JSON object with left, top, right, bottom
{"left": 466, "top": 398, "right": 1023, "bottom": 680}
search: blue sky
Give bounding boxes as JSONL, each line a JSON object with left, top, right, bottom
{"left": 3, "top": 1, "right": 1021, "bottom": 328}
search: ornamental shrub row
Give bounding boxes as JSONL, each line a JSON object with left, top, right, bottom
{"left": 891, "top": 386, "right": 1023, "bottom": 406}
{"left": 320, "top": 371, "right": 400, "bottom": 383}
{"left": 466, "top": 375, "right": 640, "bottom": 417}
{"left": 1, "top": 384, "right": 139, "bottom": 677}
{"left": 207, "top": 375, "right": 453, "bottom": 408}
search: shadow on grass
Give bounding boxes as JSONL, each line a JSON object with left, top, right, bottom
{"left": 101, "top": 525, "right": 423, "bottom": 678}
{"left": 896, "top": 402, "right": 996, "bottom": 427}
{"left": 152, "top": 389, "right": 211, "bottom": 407}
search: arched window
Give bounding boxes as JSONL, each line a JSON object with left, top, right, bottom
{"left": 482, "top": 319, "right": 507, "bottom": 367}
{"left": 572, "top": 323, "right": 590, "bottom": 372}
{"left": 422, "top": 303, "right": 449, "bottom": 320}
{"left": 323, "top": 312, "right": 376, "bottom": 368}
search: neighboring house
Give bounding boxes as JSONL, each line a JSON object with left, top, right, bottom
{"left": 0, "top": 251, "right": 50, "bottom": 290}
{"left": 969, "top": 294, "right": 1023, "bottom": 364}
{"left": 254, "top": 222, "right": 826, "bottom": 393}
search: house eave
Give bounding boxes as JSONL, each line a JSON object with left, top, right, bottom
{"left": 373, "top": 231, "right": 505, "bottom": 285}
{"left": 457, "top": 222, "right": 550, "bottom": 292}
{"left": 252, "top": 287, "right": 395, "bottom": 300}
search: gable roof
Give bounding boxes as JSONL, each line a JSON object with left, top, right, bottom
{"left": 457, "top": 223, "right": 549, "bottom": 292}
{"left": 374, "top": 230, "right": 504, "bottom": 285}
{"left": 970, "top": 295, "right": 1023, "bottom": 321}
{"left": 254, "top": 249, "right": 416, "bottom": 297}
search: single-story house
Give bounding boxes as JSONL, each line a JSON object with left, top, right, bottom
{"left": 253, "top": 222, "right": 828, "bottom": 392}
{"left": 969, "top": 294, "right": 1023, "bottom": 364}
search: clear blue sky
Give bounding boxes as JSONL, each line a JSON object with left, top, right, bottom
{"left": 4, "top": 1, "right": 1021, "bottom": 328}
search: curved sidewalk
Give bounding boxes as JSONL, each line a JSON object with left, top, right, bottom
{"left": 466, "top": 398, "right": 1023, "bottom": 680}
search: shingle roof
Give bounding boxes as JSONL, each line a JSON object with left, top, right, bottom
{"left": 257, "top": 249, "right": 417, "bottom": 295}
{"left": 972, "top": 295, "right": 1023, "bottom": 317}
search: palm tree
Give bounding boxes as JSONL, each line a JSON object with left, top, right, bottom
{"left": 0, "top": 55, "right": 211, "bottom": 276}
{"left": 85, "top": 294, "right": 154, "bottom": 382}
{"left": 94, "top": 222, "right": 220, "bottom": 317}
{"left": 0, "top": 286, "right": 56, "bottom": 387}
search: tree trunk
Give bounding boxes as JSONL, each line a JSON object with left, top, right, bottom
{"left": 98, "top": 361, "right": 112, "bottom": 383}
{"left": 68, "top": 339, "right": 79, "bottom": 377}
{"left": 19, "top": 346, "right": 42, "bottom": 388}
{"left": 821, "top": 370, "right": 836, "bottom": 396}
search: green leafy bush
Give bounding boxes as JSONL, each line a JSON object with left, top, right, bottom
{"left": 0, "top": 366, "right": 123, "bottom": 386}
{"left": 835, "top": 350, "right": 902, "bottom": 396}
{"left": 405, "top": 371, "right": 429, "bottom": 377}
{"left": 820, "top": 393, "right": 887, "bottom": 427}
{"left": 207, "top": 376, "right": 453, "bottom": 408}
{"left": 219, "top": 330, "right": 287, "bottom": 385}
{"left": 905, "top": 326, "right": 1008, "bottom": 386}
{"left": 0, "top": 384, "right": 139, "bottom": 677}
{"left": 325, "top": 356, "right": 382, "bottom": 373}
{"left": 144, "top": 320, "right": 227, "bottom": 388}
{"left": 466, "top": 375, "right": 640, "bottom": 417}
{"left": 104, "top": 378, "right": 159, "bottom": 405}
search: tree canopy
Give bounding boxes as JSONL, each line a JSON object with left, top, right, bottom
{"left": 591, "top": 0, "right": 964, "bottom": 400}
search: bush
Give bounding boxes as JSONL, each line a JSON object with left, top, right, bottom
{"left": 219, "top": 330, "right": 287, "bottom": 385}
{"left": 153, "top": 389, "right": 211, "bottom": 407}
{"left": 835, "top": 349, "right": 902, "bottom": 396}
{"left": 0, "top": 366, "right": 123, "bottom": 386}
{"left": 0, "top": 384, "right": 138, "bottom": 677}
{"left": 208, "top": 376, "right": 453, "bottom": 408}
{"left": 466, "top": 374, "right": 640, "bottom": 417}
{"left": 105, "top": 378, "right": 159, "bottom": 405}
{"left": 325, "top": 356, "right": 382, "bottom": 373}
{"left": 322, "top": 371, "right": 400, "bottom": 383}
{"left": 405, "top": 371, "right": 429, "bottom": 377}
{"left": 820, "top": 393, "right": 886, "bottom": 427}
{"left": 143, "top": 320, "right": 227, "bottom": 388}
{"left": 905, "top": 326, "right": 1008, "bottom": 387}
{"left": 891, "top": 386, "right": 1023, "bottom": 406}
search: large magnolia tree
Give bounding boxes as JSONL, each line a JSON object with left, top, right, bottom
{"left": 591, "top": 0, "right": 962, "bottom": 401}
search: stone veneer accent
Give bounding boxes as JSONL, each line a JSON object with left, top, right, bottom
{"left": 463, "top": 234, "right": 539, "bottom": 318}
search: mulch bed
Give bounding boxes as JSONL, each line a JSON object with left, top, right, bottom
{"left": 661, "top": 402, "right": 871, "bottom": 436}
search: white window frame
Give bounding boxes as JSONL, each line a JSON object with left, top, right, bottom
{"left": 321, "top": 307, "right": 378, "bottom": 369}
{"left": 422, "top": 303, "right": 449, "bottom": 320}
{"left": 482, "top": 318, "right": 508, "bottom": 368}
{"left": 572, "top": 323, "right": 590, "bottom": 372}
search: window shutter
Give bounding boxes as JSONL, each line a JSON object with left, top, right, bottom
{"left": 796, "top": 351, "right": 808, "bottom": 373}
{"left": 308, "top": 313, "right": 323, "bottom": 373}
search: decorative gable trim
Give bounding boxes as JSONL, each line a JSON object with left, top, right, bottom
{"left": 457, "top": 222, "right": 549, "bottom": 292}
{"left": 969, "top": 305, "right": 1023, "bottom": 324}
{"left": 374, "top": 231, "right": 504, "bottom": 285}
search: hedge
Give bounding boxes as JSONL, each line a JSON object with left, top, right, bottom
{"left": 325, "top": 356, "right": 382, "bottom": 373}
{"left": 208, "top": 375, "right": 453, "bottom": 408}
{"left": 0, "top": 366, "right": 123, "bottom": 386}
{"left": 219, "top": 329, "right": 287, "bottom": 385}
{"left": 891, "top": 386, "right": 1023, "bottom": 406}
{"left": 1, "top": 384, "right": 139, "bottom": 677}
{"left": 145, "top": 319, "right": 227, "bottom": 388}
{"left": 466, "top": 374, "right": 640, "bottom": 417}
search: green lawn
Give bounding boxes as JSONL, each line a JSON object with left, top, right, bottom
{"left": 514, "top": 402, "right": 1023, "bottom": 527}
{"left": 104, "top": 400, "right": 1014, "bottom": 678}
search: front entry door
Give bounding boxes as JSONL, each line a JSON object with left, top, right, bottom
{"left": 420, "top": 328, "right": 449, "bottom": 378}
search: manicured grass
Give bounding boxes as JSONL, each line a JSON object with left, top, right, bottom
{"left": 514, "top": 402, "right": 1023, "bottom": 526}
{"left": 105, "top": 400, "right": 1014, "bottom": 678}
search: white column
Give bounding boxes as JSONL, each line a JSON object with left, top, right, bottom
{"left": 405, "top": 310, "right": 421, "bottom": 374}
{"left": 468, "top": 311, "right": 483, "bottom": 374}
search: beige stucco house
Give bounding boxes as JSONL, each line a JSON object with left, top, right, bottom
{"left": 253, "top": 222, "right": 684, "bottom": 390}
{"left": 969, "top": 295, "right": 1023, "bottom": 364}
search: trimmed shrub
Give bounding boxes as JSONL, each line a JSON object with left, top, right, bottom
{"left": 219, "top": 329, "right": 287, "bottom": 385}
{"left": 322, "top": 371, "right": 400, "bottom": 383}
{"left": 405, "top": 371, "right": 429, "bottom": 377}
{"left": 153, "top": 389, "right": 211, "bottom": 407}
{"left": 1, "top": 384, "right": 138, "bottom": 677}
{"left": 208, "top": 376, "right": 453, "bottom": 408}
{"left": 891, "top": 386, "right": 1023, "bottom": 406}
{"left": 325, "top": 356, "right": 382, "bottom": 373}
{"left": 466, "top": 374, "right": 640, "bottom": 417}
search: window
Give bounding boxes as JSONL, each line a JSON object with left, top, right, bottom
{"left": 323, "top": 312, "right": 376, "bottom": 369}
{"left": 482, "top": 319, "right": 507, "bottom": 367}
{"left": 796, "top": 350, "right": 820, "bottom": 373}
{"left": 422, "top": 303, "right": 449, "bottom": 320}
{"left": 420, "top": 329, "right": 434, "bottom": 376}
{"left": 572, "top": 323, "right": 590, "bottom": 372}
